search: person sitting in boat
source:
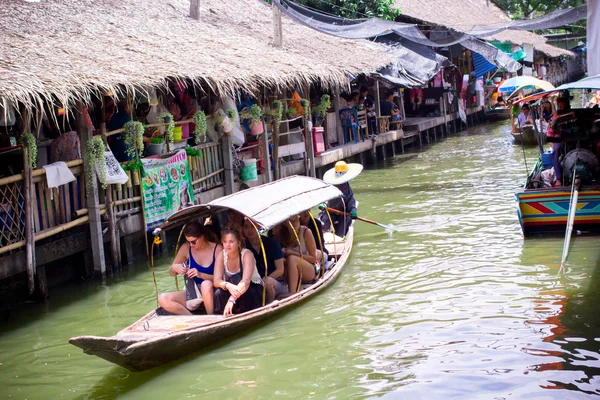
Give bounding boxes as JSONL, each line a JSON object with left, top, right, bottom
{"left": 496, "top": 95, "right": 506, "bottom": 108}
{"left": 319, "top": 161, "right": 362, "bottom": 237}
{"left": 546, "top": 97, "right": 573, "bottom": 187}
{"left": 299, "top": 209, "right": 328, "bottom": 265}
{"left": 280, "top": 215, "right": 322, "bottom": 294}
{"left": 242, "top": 219, "right": 286, "bottom": 303}
{"left": 213, "top": 228, "right": 264, "bottom": 316}
{"left": 158, "top": 222, "right": 221, "bottom": 315}
{"left": 516, "top": 103, "right": 534, "bottom": 130}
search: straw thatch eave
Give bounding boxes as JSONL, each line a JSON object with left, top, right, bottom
{"left": 0, "top": 0, "right": 394, "bottom": 112}
{"left": 394, "top": 0, "right": 573, "bottom": 58}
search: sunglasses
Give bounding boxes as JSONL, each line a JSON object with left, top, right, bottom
{"left": 187, "top": 238, "right": 198, "bottom": 245}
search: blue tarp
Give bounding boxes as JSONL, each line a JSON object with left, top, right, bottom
{"left": 472, "top": 52, "right": 497, "bottom": 78}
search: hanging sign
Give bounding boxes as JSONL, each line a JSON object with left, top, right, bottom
{"left": 141, "top": 149, "right": 194, "bottom": 230}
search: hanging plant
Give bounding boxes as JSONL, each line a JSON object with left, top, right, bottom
{"left": 121, "top": 159, "right": 144, "bottom": 173}
{"left": 158, "top": 112, "right": 175, "bottom": 143}
{"left": 123, "top": 121, "right": 144, "bottom": 160}
{"left": 86, "top": 137, "right": 107, "bottom": 189}
{"left": 313, "top": 94, "right": 331, "bottom": 118}
{"left": 271, "top": 100, "right": 283, "bottom": 122}
{"left": 226, "top": 109, "right": 237, "bottom": 122}
{"left": 239, "top": 104, "right": 263, "bottom": 125}
{"left": 301, "top": 98, "right": 312, "bottom": 122}
{"left": 20, "top": 132, "right": 37, "bottom": 169}
{"left": 193, "top": 110, "right": 207, "bottom": 143}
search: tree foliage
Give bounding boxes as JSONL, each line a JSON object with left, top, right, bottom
{"left": 292, "top": 0, "right": 401, "bottom": 20}
{"left": 491, "top": 0, "right": 585, "bottom": 19}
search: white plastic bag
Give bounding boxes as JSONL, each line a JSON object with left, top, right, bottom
{"left": 99, "top": 151, "right": 129, "bottom": 185}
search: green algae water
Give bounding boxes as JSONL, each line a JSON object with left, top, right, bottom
{"left": 2, "top": 122, "right": 600, "bottom": 399}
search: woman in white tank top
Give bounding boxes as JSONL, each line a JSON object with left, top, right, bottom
{"left": 213, "top": 228, "right": 264, "bottom": 316}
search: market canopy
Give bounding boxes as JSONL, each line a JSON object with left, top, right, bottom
{"left": 274, "top": 0, "right": 522, "bottom": 73}
{"left": 498, "top": 76, "right": 555, "bottom": 94}
{"left": 162, "top": 176, "right": 342, "bottom": 231}
{"left": 515, "top": 75, "right": 600, "bottom": 104}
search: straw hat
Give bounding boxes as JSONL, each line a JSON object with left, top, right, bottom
{"left": 322, "top": 161, "right": 363, "bottom": 185}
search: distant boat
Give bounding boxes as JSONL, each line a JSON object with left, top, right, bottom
{"left": 69, "top": 176, "right": 355, "bottom": 371}
{"left": 486, "top": 107, "right": 511, "bottom": 122}
{"left": 511, "top": 124, "right": 540, "bottom": 146}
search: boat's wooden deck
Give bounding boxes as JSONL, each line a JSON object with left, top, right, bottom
{"left": 125, "top": 313, "right": 225, "bottom": 334}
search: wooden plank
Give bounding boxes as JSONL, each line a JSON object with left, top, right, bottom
{"left": 278, "top": 142, "right": 306, "bottom": 158}
{"left": 44, "top": 182, "right": 55, "bottom": 228}
{"left": 63, "top": 184, "right": 72, "bottom": 223}
{"left": 23, "top": 145, "right": 36, "bottom": 294}
{"left": 32, "top": 180, "right": 41, "bottom": 232}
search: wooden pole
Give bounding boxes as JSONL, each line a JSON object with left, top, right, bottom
{"left": 23, "top": 145, "right": 36, "bottom": 294}
{"left": 272, "top": 3, "right": 283, "bottom": 47}
{"left": 305, "top": 108, "right": 316, "bottom": 178}
{"left": 100, "top": 122, "right": 121, "bottom": 270}
{"left": 78, "top": 102, "right": 106, "bottom": 277}
{"left": 190, "top": 0, "right": 200, "bottom": 20}
{"left": 221, "top": 134, "right": 235, "bottom": 194}
{"left": 375, "top": 81, "right": 381, "bottom": 117}
{"left": 333, "top": 87, "right": 344, "bottom": 145}
{"left": 261, "top": 120, "right": 272, "bottom": 183}
{"left": 272, "top": 118, "right": 281, "bottom": 180}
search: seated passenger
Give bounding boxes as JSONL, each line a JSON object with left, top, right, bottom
{"left": 158, "top": 222, "right": 220, "bottom": 315}
{"left": 213, "top": 229, "right": 264, "bottom": 316}
{"left": 281, "top": 215, "right": 322, "bottom": 294}
{"left": 224, "top": 209, "right": 244, "bottom": 232}
{"left": 299, "top": 210, "right": 328, "bottom": 264}
{"left": 242, "top": 219, "right": 286, "bottom": 303}
{"left": 546, "top": 97, "right": 572, "bottom": 187}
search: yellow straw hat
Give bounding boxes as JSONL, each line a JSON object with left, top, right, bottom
{"left": 322, "top": 161, "right": 363, "bottom": 185}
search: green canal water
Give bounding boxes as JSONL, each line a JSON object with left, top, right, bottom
{"left": 1, "top": 122, "right": 600, "bottom": 399}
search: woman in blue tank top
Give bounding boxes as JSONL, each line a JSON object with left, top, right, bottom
{"left": 158, "top": 222, "right": 221, "bottom": 315}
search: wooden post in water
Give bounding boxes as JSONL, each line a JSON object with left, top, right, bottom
{"left": 304, "top": 106, "right": 316, "bottom": 178}
{"left": 333, "top": 87, "right": 344, "bottom": 145}
{"left": 272, "top": 3, "right": 283, "bottom": 47}
{"left": 442, "top": 93, "right": 449, "bottom": 136}
{"left": 190, "top": 0, "right": 200, "bottom": 20}
{"left": 100, "top": 122, "right": 121, "bottom": 270}
{"left": 78, "top": 102, "right": 106, "bottom": 277}
{"left": 272, "top": 117, "right": 281, "bottom": 181}
{"left": 23, "top": 146, "right": 36, "bottom": 294}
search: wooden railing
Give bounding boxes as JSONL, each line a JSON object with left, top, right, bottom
{"left": 0, "top": 160, "right": 88, "bottom": 255}
{"left": 188, "top": 141, "right": 225, "bottom": 195}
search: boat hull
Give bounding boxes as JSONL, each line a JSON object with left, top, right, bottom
{"left": 511, "top": 126, "right": 540, "bottom": 146}
{"left": 516, "top": 188, "right": 600, "bottom": 236}
{"left": 486, "top": 108, "right": 511, "bottom": 121}
{"left": 70, "top": 224, "right": 354, "bottom": 371}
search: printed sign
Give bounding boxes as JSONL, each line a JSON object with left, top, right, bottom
{"left": 141, "top": 150, "right": 194, "bottom": 230}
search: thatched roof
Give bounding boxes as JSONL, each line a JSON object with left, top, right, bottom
{"left": 394, "top": 0, "right": 573, "bottom": 58}
{"left": 0, "top": 0, "right": 394, "bottom": 111}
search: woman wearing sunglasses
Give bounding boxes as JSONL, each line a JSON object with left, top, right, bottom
{"left": 158, "top": 222, "right": 221, "bottom": 315}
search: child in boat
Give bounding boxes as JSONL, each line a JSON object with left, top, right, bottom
{"left": 280, "top": 215, "right": 322, "bottom": 294}
{"left": 158, "top": 222, "right": 221, "bottom": 315}
{"left": 214, "top": 228, "right": 264, "bottom": 316}
{"left": 242, "top": 219, "right": 286, "bottom": 303}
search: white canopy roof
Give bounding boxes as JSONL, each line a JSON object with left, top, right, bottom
{"left": 161, "top": 176, "right": 342, "bottom": 231}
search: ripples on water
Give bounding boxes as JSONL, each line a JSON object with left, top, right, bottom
{"left": 1, "top": 122, "right": 599, "bottom": 399}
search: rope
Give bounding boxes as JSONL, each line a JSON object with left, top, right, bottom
{"left": 246, "top": 218, "right": 269, "bottom": 306}
{"left": 325, "top": 208, "right": 337, "bottom": 257}
{"left": 308, "top": 212, "right": 325, "bottom": 278}
{"left": 287, "top": 220, "right": 304, "bottom": 293}
{"left": 173, "top": 223, "right": 188, "bottom": 291}
{"left": 151, "top": 235, "right": 161, "bottom": 306}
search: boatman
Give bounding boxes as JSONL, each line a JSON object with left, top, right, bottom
{"left": 319, "top": 161, "right": 362, "bottom": 237}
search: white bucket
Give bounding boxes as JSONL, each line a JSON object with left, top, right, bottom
{"left": 240, "top": 158, "right": 258, "bottom": 182}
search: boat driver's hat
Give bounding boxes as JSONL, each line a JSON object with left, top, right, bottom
{"left": 323, "top": 161, "right": 363, "bottom": 185}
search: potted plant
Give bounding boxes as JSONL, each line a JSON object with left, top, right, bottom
{"left": 146, "top": 133, "right": 165, "bottom": 156}
{"left": 239, "top": 104, "right": 264, "bottom": 135}
{"left": 312, "top": 95, "right": 331, "bottom": 127}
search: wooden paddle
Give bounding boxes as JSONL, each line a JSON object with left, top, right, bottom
{"left": 559, "top": 177, "right": 580, "bottom": 274}
{"left": 326, "top": 207, "right": 402, "bottom": 233}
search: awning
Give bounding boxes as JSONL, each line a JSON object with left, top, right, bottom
{"left": 161, "top": 176, "right": 342, "bottom": 231}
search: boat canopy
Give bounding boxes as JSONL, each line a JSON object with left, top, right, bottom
{"left": 515, "top": 74, "right": 600, "bottom": 104}
{"left": 160, "top": 176, "right": 342, "bottom": 232}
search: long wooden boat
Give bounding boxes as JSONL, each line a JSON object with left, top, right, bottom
{"left": 486, "top": 107, "right": 511, "bottom": 122}
{"left": 517, "top": 187, "right": 600, "bottom": 236}
{"left": 511, "top": 125, "right": 539, "bottom": 146}
{"left": 69, "top": 176, "right": 354, "bottom": 371}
